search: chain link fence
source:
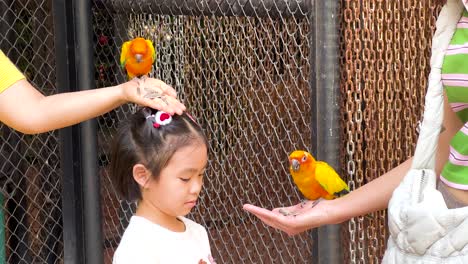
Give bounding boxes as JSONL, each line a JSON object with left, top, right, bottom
{"left": 0, "top": 0, "right": 62, "bottom": 263}
{"left": 93, "top": 1, "right": 313, "bottom": 263}
{"left": 340, "top": 1, "right": 442, "bottom": 263}
{"left": 0, "top": 0, "right": 444, "bottom": 263}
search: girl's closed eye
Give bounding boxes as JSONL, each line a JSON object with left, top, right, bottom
{"left": 179, "top": 177, "right": 191, "bottom": 182}
{"left": 199, "top": 168, "right": 207, "bottom": 177}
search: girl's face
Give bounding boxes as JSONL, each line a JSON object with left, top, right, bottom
{"left": 143, "top": 141, "right": 208, "bottom": 218}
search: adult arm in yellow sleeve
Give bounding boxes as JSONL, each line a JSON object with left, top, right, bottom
{"left": 0, "top": 51, "right": 185, "bottom": 134}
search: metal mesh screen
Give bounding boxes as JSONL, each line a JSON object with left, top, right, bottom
{"left": 0, "top": 0, "right": 62, "bottom": 263}
{"left": 93, "top": 2, "right": 313, "bottom": 263}
{"left": 93, "top": 1, "right": 447, "bottom": 263}
{"left": 0, "top": 0, "right": 446, "bottom": 263}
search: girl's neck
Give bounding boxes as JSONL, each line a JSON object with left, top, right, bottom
{"left": 135, "top": 200, "right": 185, "bottom": 232}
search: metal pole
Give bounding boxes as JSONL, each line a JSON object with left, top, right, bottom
{"left": 53, "top": 0, "right": 84, "bottom": 263}
{"left": 74, "top": 0, "right": 103, "bottom": 263}
{"left": 308, "top": 0, "right": 319, "bottom": 262}
{"left": 314, "top": 0, "right": 342, "bottom": 263}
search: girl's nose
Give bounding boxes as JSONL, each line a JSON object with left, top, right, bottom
{"left": 190, "top": 177, "right": 203, "bottom": 194}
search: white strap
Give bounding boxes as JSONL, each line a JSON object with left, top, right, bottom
{"left": 411, "top": 0, "right": 464, "bottom": 170}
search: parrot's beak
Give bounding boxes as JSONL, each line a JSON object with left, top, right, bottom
{"left": 135, "top": 54, "right": 143, "bottom": 63}
{"left": 291, "top": 159, "right": 300, "bottom": 172}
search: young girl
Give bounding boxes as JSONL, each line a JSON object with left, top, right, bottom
{"left": 110, "top": 107, "right": 215, "bottom": 264}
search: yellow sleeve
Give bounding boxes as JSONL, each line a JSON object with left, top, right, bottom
{"left": 0, "top": 50, "right": 25, "bottom": 94}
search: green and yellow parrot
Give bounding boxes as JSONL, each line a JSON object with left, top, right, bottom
{"left": 120, "top": 37, "right": 155, "bottom": 80}
{"left": 283, "top": 150, "right": 349, "bottom": 215}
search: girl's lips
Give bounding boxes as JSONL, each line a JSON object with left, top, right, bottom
{"left": 185, "top": 200, "right": 197, "bottom": 206}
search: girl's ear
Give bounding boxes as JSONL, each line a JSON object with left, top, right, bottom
{"left": 132, "top": 164, "right": 150, "bottom": 188}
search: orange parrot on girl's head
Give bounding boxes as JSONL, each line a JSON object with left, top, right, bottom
{"left": 120, "top": 37, "right": 155, "bottom": 80}
{"left": 281, "top": 150, "right": 349, "bottom": 215}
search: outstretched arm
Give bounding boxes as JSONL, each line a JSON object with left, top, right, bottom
{"left": 0, "top": 78, "right": 185, "bottom": 134}
{"left": 243, "top": 158, "right": 412, "bottom": 235}
{"left": 243, "top": 93, "right": 461, "bottom": 235}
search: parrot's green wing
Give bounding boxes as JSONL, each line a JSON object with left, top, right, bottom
{"left": 315, "top": 161, "right": 349, "bottom": 196}
{"left": 120, "top": 41, "right": 130, "bottom": 69}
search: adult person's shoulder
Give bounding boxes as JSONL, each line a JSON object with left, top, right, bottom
{"left": 0, "top": 49, "right": 26, "bottom": 94}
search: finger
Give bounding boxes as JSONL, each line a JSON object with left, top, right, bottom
{"left": 141, "top": 98, "right": 175, "bottom": 115}
{"left": 243, "top": 204, "right": 273, "bottom": 220}
{"left": 249, "top": 212, "right": 280, "bottom": 230}
{"left": 165, "top": 96, "right": 186, "bottom": 114}
{"left": 141, "top": 96, "right": 184, "bottom": 115}
{"left": 243, "top": 204, "right": 273, "bottom": 216}
{"left": 154, "top": 96, "right": 183, "bottom": 115}
{"left": 161, "top": 83, "right": 177, "bottom": 97}
{"left": 153, "top": 79, "right": 176, "bottom": 97}
{"left": 245, "top": 207, "right": 299, "bottom": 234}
{"left": 244, "top": 204, "right": 299, "bottom": 219}
{"left": 145, "top": 78, "right": 177, "bottom": 98}
{"left": 243, "top": 205, "right": 283, "bottom": 226}
{"left": 273, "top": 204, "right": 298, "bottom": 212}
{"left": 256, "top": 213, "right": 298, "bottom": 234}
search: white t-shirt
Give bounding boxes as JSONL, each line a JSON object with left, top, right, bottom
{"left": 113, "top": 216, "right": 213, "bottom": 264}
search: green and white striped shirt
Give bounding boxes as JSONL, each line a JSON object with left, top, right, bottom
{"left": 441, "top": 7, "right": 468, "bottom": 190}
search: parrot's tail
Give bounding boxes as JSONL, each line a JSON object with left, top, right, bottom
{"left": 334, "top": 189, "right": 350, "bottom": 197}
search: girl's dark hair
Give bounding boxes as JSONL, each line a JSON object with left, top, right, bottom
{"left": 110, "top": 108, "right": 208, "bottom": 201}
{"left": 435, "top": 0, "right": 447, "bottom": 5}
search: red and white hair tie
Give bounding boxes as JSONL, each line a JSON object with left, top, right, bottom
{"left": 146, "top": 111, "right": 172, "bottom": 128}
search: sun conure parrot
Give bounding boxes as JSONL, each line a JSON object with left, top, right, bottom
{"left": 120, "top": 37, "right": 156, "bottom": 80}
{"left": 281, "top": 150, "right": 349, "bottom": 216}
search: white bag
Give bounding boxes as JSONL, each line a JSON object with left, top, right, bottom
{"left": 383, "top": 0, "right": 468, "bottom": 263}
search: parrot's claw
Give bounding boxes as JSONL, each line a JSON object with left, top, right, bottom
{"left": 300, "top": 199, "right": 310, "bottom": 208}
{"left": 132, "top": 77, "right": 142, "bottom": 96}
{"left": 311, "top": 199, "right": 322, "bottom": 208}
{"left": 139, "top": 75, "right": 148, "bottom": 89}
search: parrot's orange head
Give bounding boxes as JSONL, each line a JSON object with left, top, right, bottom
{"left": 130, "top": 37, "right": 151, "bottom": 63}
{"left": 289, "top": 150, "right": 316, "bottom": 173}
